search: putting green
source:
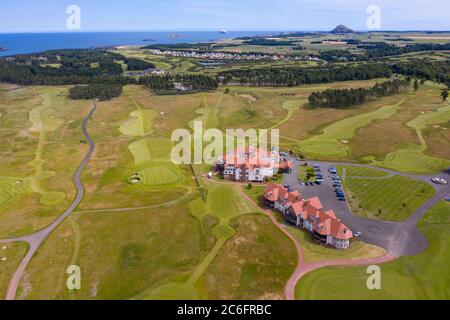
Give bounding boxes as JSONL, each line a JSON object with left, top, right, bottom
{"left": 119, "top": 98, "right": 157, "bottom": 137}
{"left": 377, "top": 103, "right": 450, "bottom": 173}
{"left": 135, "top": 162, "right": 184, "bottom": 187}
{"left": 378, "top": 144, "right": 450, "bottom": 174}
{"left": 297, "top": 98, "right": 407, "bottom": 158}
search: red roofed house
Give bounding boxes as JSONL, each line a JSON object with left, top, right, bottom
{"left": 215, "top": 147, "right": 293, "bottom": 182}
{"left": 264, "top": 184, "right": 353, "bottom": 249}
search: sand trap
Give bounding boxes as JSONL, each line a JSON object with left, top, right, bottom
{"left": 238, "top": 94, "right": 257, "bottom": 102}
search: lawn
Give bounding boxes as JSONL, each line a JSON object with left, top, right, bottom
{"left": 343, "top": 175, "right": 435, "bottom": 221}
{"left": 295, "top": 201, "right": 450, "bottom": 300}
{"left": 337, "top": 165, "right": 390, "bottom": 178}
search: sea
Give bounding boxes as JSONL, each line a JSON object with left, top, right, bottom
{"left": 0, "top": 31, "right": 272, "bottom": 57}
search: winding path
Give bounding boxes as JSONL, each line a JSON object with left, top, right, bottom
{"left": 0, "top": 104, "right": 97, "bottom": 300}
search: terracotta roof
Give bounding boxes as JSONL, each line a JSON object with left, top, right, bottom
{"left": 264, "top": 184, "right": 353, "bottom": 240}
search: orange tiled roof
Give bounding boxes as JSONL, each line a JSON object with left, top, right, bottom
{"left": 264, "top": 184, "right": 353, "bottom": 240}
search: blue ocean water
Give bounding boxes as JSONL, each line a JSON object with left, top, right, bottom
{"left": 0, "top": 31, "right": 270, "bottom": 57}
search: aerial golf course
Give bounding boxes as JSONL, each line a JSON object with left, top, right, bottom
{"left": 0, "top": 79, "right": 448, "bottom": 300}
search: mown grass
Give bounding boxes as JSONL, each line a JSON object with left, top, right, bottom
{"left": 297, "top": 98, "right": 407, "bottom": 158}
{"left": 337, "top": 166, "right": 390, "bottom": 177}
{"left": 343, "top": 175, "right": 435, "bottom": 221}
{"left": 295, "top": 201, "right": 450, "bottom": 300}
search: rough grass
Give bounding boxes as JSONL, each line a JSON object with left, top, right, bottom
{"left": 140, "top": 184, "right": 262, "bottom": 300}
{"left": 297, "top": 98, "right": 407, "bottom": 158}
{"left": 343, "top": 175, "right": 435, "bottom": 222}
{"left": 0, "top": 242, "right": 28, "bottom": 298}
{"left": 376, "top": 100, "right": 450, "bottom": 173}
{"left": 295, "top": 201, "right": 450, "bottom": 300}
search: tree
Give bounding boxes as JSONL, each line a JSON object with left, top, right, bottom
{"left": 413, "top": 79, "right": 420, "bottom": 92}
{"left": 441, "top": 88, "right": 449, "bottom": 103}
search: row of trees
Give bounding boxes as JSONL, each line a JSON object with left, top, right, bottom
{"left": 308, "top": 79, "right": 411, "bottom": 108}
{"left": 69, "top": 84, "right": 123, "bottom": 100}
{"left": 0, "top": 49, "right": 155, "bottom": 85}
{"left": 320, "top": 42, "right": 450, "bottom": 62}
{"left": 219, "top": 64, "right": 393, "bottom": 87}
{"left": 139, "top": 74, "right": 218, "bottom": 93}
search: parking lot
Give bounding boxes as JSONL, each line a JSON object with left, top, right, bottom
{"left": 282, "top": 159, "right": 439, "bottom": 256}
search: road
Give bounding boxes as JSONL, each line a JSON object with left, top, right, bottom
{"left": 0, "top": 104, "right": 97, "bottom": 300}
{"left": 284, "top": 159, "right": 450, "bottom": 257}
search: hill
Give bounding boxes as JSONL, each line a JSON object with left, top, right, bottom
{"left": 331, "top": 25, "right": 354, "bottom": 34}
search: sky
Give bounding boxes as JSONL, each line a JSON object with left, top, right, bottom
{"left": 0, "top": 0, "right": 449, "bottom": 33}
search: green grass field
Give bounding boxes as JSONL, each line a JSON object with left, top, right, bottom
{"left": 342, "top": 174, "right": 435, "bottom": 221}
{"left": 376, "top": 102, "right": 450, "bottom": 173}
{"left": 297, "top": 98, "right": 407, "bottom": 158}
{"left": 296, "top": 201, "right": 450, "bottom": 300}
{"left": 337, "top": 166, "right": 390, "bottom": 177}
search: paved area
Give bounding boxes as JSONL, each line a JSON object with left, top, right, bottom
{"left": 284, "top": 159, "right": 450, "bottom": 257}
{"left": 0, "top": 104, "right": 97, "bottom": 300}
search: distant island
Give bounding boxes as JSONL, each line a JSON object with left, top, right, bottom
{"left": 142, "top": 39, "right": 156, "bottom": 42}
{"left": 0, "top": 46, "right": 7, "bottom": 52}
{"left": 331, "top": 25, "right": 354, "bottom": 34}
{"left": 167, "top": 33, "right": 182, "bottom": 39}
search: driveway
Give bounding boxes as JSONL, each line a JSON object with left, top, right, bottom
{"left": 284, "top": 159, "right": 450, "bottom": 257}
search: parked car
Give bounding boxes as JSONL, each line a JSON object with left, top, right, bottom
{"left": 333, "top": 184, "right": 342, "bottom": 188}
{"left": 431, "top": 177, "right": 448, "bottom": 185}
{"left": 446, "top": 198, "right": 450, "bottom": 202}
{"left": 354, "top": 232, "right": 362, "bottom": 237}
{"left": 338, "top": 197, "right": 347, "bottom": 202}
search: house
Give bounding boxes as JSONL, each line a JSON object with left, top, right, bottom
{"left": 264, "top": 184, "right": 353, "bottom": 249}
{"left": 215, "top": 148, "right": 293, "bottom": 182}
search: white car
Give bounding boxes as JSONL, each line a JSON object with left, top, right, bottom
{"left": 432, "top": 178, "right": 448, "bottom": 185}
{"left": 354, "top": 232, "right": 362, "bottom": 237}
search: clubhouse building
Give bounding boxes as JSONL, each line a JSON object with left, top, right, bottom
{"left": 264, "top": 184, "right": 353, "bottom": 249}
{"left": 215, "top": 147, "right": 293, "bottom": 183}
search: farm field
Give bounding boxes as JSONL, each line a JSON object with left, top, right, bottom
{"left": 295, "top": 201, "right": 450, "bottom": 300}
